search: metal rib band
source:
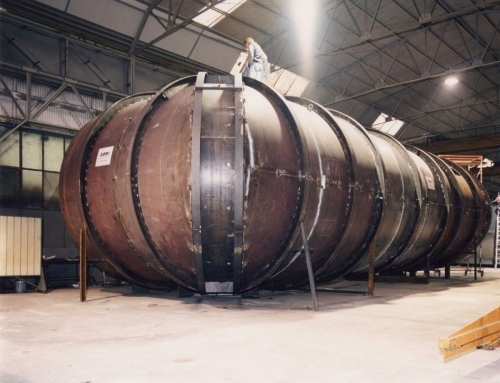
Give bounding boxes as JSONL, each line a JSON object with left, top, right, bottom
{"left": 233, "top": 73, "right": 244, "bottom": 294}
{"left": 79, "top": 93, "right": 172, "bottom": 288}
{"left": 191, "top": 72, "right": 206, "bottom": 293}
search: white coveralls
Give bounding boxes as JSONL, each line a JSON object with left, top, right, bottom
{"left": 243, "top": 41, "right": 271, "bottom": 81}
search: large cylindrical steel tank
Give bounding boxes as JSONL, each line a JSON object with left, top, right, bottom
{"left": 59, "top": 73, "right": 491, "bottom": 294}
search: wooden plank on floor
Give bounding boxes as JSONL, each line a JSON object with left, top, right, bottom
{"left": 439, "top": 307, "right": 500, "bottom": 360}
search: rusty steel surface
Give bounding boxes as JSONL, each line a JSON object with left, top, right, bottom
{"left": 403, "top": 149, "right": 459, "bottom": 271}
{"left": 265, "top": 100, "right": 361, "bottom": 289}
{"left": 311, "top": 108, "right": 383, "bottom": 285}
{"left": 442, "top": 159, "right": 491, "bottom": 259}
{"left": 385, "top": 150, "right": 447, "bottom": 271}
{"left": 59, "top": 73, "right": 491, "bottom": 294}
{"left": 86, "top": 97, "right": 170, "bottom": 283}
{"left": 237, "top": 85, "right": 305, "bottom": 291}
{"left": 59, "top": 95, "right": 159, "bottom": 284}
{"left": 349, "top": 133, "right": 418, "bottom": 276}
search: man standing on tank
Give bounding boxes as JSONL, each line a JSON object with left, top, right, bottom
{"left": 243, "top": 37, "right": 271, "bottom": 81}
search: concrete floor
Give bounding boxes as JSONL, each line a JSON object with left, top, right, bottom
{"left": 1, "top": 269, "right": 500, "bottom": 383}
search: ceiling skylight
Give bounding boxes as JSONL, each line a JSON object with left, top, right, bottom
{"left": 193, "top": 0, "right": 247, "bottom": 28}
{"left": 263, "top": 66, "right": 310, "bottom": 97}
{"left": 372, "top": 113, "right": 405, "bottom": 136}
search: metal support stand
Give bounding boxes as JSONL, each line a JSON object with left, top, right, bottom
{"left": 495, "top": 208, "right": 500, "bottom": 269}
{"left": 132, "top": 284, "right": 150, "bottom": 294}
{"left": 178, "top": 286, "right": 194, "bottom": 298}
{"left": 241, "top": 288, "right": 259, "bottom": 298}
{"left": 14, "top": 276, "right": 46, "bottom": 293}
{"left": 445, "top": 265, "right": 450, "bottom": 279}
{"left": 474, "top": 238, "right": 477, "bottom": 281}
{"left": 300, "top": 222, "right": 318, "bottom": 311}
{"left": 464, "top": 238, "right": 482, "bottom": 279}
{"left": 37, "top": 271, "right": 47, "bottom": 292}
{"left": 79, "top": 226, "right": 87, "bottom": 302}
{"left": 425, "top": 254, "right": 431, "bottom": 284}
{"left": 320, "top": 242, "right": 376, "bottom": 296}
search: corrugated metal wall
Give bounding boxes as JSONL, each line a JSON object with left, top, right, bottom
{"left": 0, "top": 216, "right": 42, "bottom": 276}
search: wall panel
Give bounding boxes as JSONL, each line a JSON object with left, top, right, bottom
{"left": 0, "top": 216, "right": 42, "bottom": 276}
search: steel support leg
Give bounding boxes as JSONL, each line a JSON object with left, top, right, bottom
{"left": 474, "top": 238, "right": 477, "bottom": 281}
{"left": 425, "top": 255, "right": 431, "bottom": 284}
{"left": 79, "top": 226, "right": 87, "bottom": 302}
{"left": 300, "top": 222, "right": 318, "bottom": 311}
{"left": 445, "top": 265, "right": 450, "bottom": 279}
{"left": 367, "top": 241, "right": 375, "bottom": 295}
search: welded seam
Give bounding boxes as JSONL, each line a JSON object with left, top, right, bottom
{"left": 244, "top": 121, "right": 255, "bottom": 198}
{"left": 272, "top": 113, "right": 324, "bottom": 277}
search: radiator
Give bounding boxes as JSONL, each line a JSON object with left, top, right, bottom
{"left": 0, "top": 216, "right": 42, "bottom": 277}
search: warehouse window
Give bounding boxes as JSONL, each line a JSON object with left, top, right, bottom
{"left": 43, "top": 136, "right": 64, "bottom": 172}
{"left": 0, "top": 129, "right": 72, "bottom": 210}
{"left": 0, "top": 167, "right": 20, "bottom": 207}
{"left": 194, "top": 0, "right": 247, "bottom": 27}
{"left": 0, "top": 132, "right": 20, "bottom": 167}
{"left": 22, "top": 170, "right": 43, "bottom": 209}
{"left": 22, "top": 132, "right": 43, "bottom": 170}
{"left": 372, "top": 113, "right": 405, "bottom": 136}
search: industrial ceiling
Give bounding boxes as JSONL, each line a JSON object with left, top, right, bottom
{"left": 1, "top": 0, "right": 500, "bottom": 182}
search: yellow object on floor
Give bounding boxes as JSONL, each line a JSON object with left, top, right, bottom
{"left": 439, "top": 307, "right": 500, "bottom": 360}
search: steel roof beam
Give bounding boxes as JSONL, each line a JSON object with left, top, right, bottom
{"left": 0, "top": 75, "right": 26, "bottom": 119}
{"left": 345, "top": 0, "right": 497, "bottom": 122}
{"left": 413, "top": 132, "right": 500, "bottom": 154}
{"left": 191, "top": 0, "right": 276, "bottom": 41}
{"left": 128, "top": 0, "right": 163, "bottom": 56}
{"left": 134, "top": 0, "right": 229, "bottom": 54}
{"left": 317, "top": 2, "right": 499, "bottom": 127}
{"left": 323, "top": 58, "right": 500, "bottom": 106}
{"left": 312, "top": 38, "right": 466, "bottom": 133}
{"left": 321, "top": 1, "right": 498, "bottom": 99}
{"left": 343, "top": 0, "right": 363, "bottom": 36}
{"left": 402, "top": 121, "right": 500, "bottom": 143}
{"left": 393, "top": 0, "right": 499, "bottom": 96}
{"left": 401, "top": 97, "right": 499, "bottom": 120}
{"left": 283, "top": 0, "right": 500, "bottom": 72}
{"left": 0, "top": 60, "right": 128, "bottom": 98}
{"left": 438, "top": 0, "right": 500, "bottom": 61}
{"left": 316, "top": 49, "right": 461, "bottom": 133}
{"left": 1, "top": 7, "right": 225, "bottom": 76}
{"left": 0, "top": 81, "right": 68, "bottom": 143}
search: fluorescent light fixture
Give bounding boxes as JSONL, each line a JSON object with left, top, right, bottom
{"left": 372, "top": 113, "right": 405, "bottom": 136}
{"left": 444, "top": 76, "right": 458, "bottom": 85}
{"left": 193, "top": 0, "right": 246, "bottom": 28}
